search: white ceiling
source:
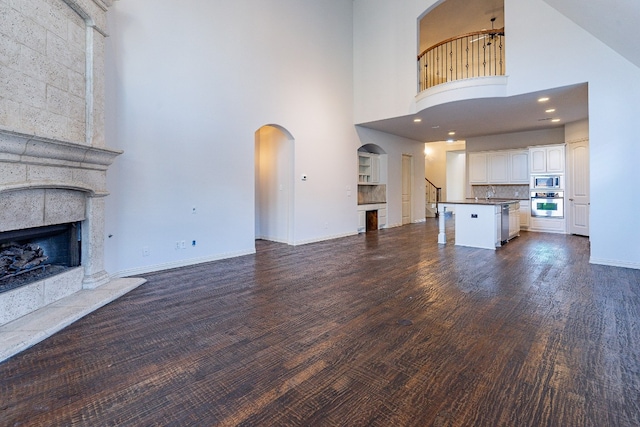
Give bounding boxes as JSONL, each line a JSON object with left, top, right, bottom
{"left": 359, "top": 0, "right": 640, "bottom": 144}
{"left": 358, "top": 83, "right": 588, "bottom": 143}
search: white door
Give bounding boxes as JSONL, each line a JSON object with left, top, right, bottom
{"left": 568, "top": 140, "right": 589, "bottom": 236}
{"left": 402, "top": 154, "right": 412, "bottom": 225}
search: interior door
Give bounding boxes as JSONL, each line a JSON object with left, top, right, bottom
{"left": 567, "top": 140, "right": 589, "bottom": 236}
{"left": 402, "top": 154, "right": 412, "bottom": 225}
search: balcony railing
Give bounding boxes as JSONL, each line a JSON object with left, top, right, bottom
{"left": 418, "top": 28, "right": 505, "bottom": 92}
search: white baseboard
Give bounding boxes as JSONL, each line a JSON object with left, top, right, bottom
{"left": 293, "top": 231, "right": 358, "bottom": 246}
{"left": 589, "top": 257, "right": 640, "bottom": 270}
{"left": 111, "top": 249, "right": 256, "bottom": 278}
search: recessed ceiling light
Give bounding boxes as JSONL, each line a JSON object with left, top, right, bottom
{"left": 538, "top": 97, "right": 550, "bottom": 102}
{"left": 545, "top": 108, "right": 556, "bottom": 113}
{"left": 551, "top": 118, "right": 560, "bottom": 122}
{"left": 448, "top": 131, "right": 456, "bottom": 136}
{"left": 413, "top": 118, "right": 422, "bottom": 123}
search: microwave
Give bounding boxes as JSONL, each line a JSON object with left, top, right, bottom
{"left": 531, "top": 175, "right": 562, "bottom": 189}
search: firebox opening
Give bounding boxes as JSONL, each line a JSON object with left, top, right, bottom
{"left": 0, "top": 222, "right": 81, "bottom": 294}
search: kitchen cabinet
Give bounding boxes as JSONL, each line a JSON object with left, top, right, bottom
{"left": 519, "top": 200, "right": 530, "bottom": 230}
{"left": 468, "top": 153, "right": 488, "bottom": 183}
{"left": 509, "top": 150, "right": 529, "bottom": 183}
{"left": 529, "top": 145, "right": 565, "bottom": 174}
{"left": 488, "top": 152, "right": 509, "bottom": 183}
{"left": 508, "top": 202, "right": 520, "bottom": 239}
{"left": 495, "top": 205, "right": 502, "bottom": 247}
{"left": 469, "top": 149, "right": 529, "bottom": 185}
{"left": 530, "top": 217, "right": 566, "bottom": 234}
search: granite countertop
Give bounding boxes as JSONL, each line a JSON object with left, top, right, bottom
{"left": 443, "top": 198, "right": 521, "bottom": 206}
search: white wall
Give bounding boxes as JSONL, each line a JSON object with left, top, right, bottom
{"left": 425, "top": 140, "right": 466, "bottom": 199}
{"left": 565, "top": 119, "right": 588, "bottom": 143}
{"left": 353, "top": 0, "right": 640, "bottom": 269}
{"left": 446, "top": 151, "right": 466, "bottom": 202}
{"left": 104, "top": 0, "right": 358, "bottom": 276}
{"left": 465, "top": 128, "right": 564, "bottom": 152}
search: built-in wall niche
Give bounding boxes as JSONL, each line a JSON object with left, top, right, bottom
{"left": 357, "top": 144, "right": 388, "bottom": 232}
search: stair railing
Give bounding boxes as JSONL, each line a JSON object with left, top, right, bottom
{"left": 425, "top": 178, "right": 442, "bottom": 217}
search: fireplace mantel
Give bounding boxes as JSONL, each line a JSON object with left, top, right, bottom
{"left": 0, "top": 127, "right": 123, "bottom": 171}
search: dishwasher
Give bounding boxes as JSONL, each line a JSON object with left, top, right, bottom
{"left": 501, "top": 203, "right": 509, "bottom": 244}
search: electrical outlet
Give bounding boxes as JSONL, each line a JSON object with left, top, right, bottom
{"left": 192, "top": 240, "right": 196, "bottom": 246}
{"left": 180, "top": 240, "right": 186, "bottom": 249}
{"left": 175, "top": 241, "right": 180, "bottom": 250}
{"left": 192, "top": 206, "right": 197, "bottom": 214}
{"left": 142, "top": 246, "right": 150, "bottom": 257}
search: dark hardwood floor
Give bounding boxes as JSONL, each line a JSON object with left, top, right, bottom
{"left": 1, "top": 219, "right": 639, "bottom": 426}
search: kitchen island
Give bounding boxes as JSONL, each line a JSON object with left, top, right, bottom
{"left": 437, "top": 199, "right": 520, "bottom": 250}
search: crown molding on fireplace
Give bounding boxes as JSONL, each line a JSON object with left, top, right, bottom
{"left": 0, "top": 127, "right": 122, "bottom": 171}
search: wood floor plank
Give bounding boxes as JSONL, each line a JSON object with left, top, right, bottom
{"left": 1, "top": 219, "right": 639, "bottom": 426}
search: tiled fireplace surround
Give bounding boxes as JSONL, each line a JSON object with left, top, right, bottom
{"left": 0, "top": 132, "right": 119, "bottom": 324}
{"left": 0, "top": 0, "right": 144, "bottom": 359}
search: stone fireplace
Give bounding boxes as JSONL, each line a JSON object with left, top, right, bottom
{"left": 0, "top": 0, "right": 124, "bottom": 327}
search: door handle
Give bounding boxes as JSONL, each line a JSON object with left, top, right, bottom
{"left": 569, "top": 198, "right": 574, "bottom": 201}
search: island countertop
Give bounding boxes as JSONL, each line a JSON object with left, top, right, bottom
{"left": 442, "top": 198, "right": 522, "bottom": 206}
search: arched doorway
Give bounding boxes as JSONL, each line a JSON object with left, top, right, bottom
{"left": 255, "top": 125, "right": 295, "bottom": 244}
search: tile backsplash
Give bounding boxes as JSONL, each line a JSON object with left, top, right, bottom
{"left": 358, "top": 184, "right": 386, "bottom": 205}
{"left": 471, "top": 184, "right": 529, "bottom": 200}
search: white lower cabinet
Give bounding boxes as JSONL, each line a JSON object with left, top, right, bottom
{"left": 358, "top": 211, "right": 365, "bottom": 232}
{"left": 508, "top": 203, "right": 520, "bottom": 239}
{"left": 378, "top": 208, "right": 387, "bottom": 228}
{"left": 495, "top": 205, "right": 502, "bottom": 247}
{"left": 519, "top": 200, "right": 530, "bottom": 230}
{"left": 530, "top": 217, "right": 566, "bottom": 233}
{"left": 357, "top": 204, "right": 387, "bottom": 233}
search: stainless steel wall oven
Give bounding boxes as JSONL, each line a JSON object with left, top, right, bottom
{"left": 531, "top": 191, "right": 564, "bottom": 218}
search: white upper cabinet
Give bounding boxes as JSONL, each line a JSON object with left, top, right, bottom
{"left": 370, "top": 154, "right": 380, "bottom": 183}
{"left": 469, "top": 149, "right": 529, "bottom": 185}
{"left": 358, "top": 152, "right": 380, "bottom": 184}
{"left": 469, "top": 153, "right": 488, "bottom": 183}
{"left": 529, "top": 145, "right": 565, "bottom": 174}
{"left": 509, "top": 150, "right": 529, "bottom": 183}
{"left": 546, "top": 146, "right": 565, "bottom": 172}
{"left": 488, "top": 152, "right": 509, "bottom": 183}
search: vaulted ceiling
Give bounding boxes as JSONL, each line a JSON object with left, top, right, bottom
{"left": 360, "top": 0, "right": 639, "bottom": 143}
{"left": 543, "top": 0, "right": 640, "bottom": 68}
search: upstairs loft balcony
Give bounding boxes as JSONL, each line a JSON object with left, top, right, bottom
{"left": 418, "top": 27, "right": 505, "bottom": 92}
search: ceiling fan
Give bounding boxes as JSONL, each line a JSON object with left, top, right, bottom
{"left": 470, "top": 17, "right": 504, "bottom": 45}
